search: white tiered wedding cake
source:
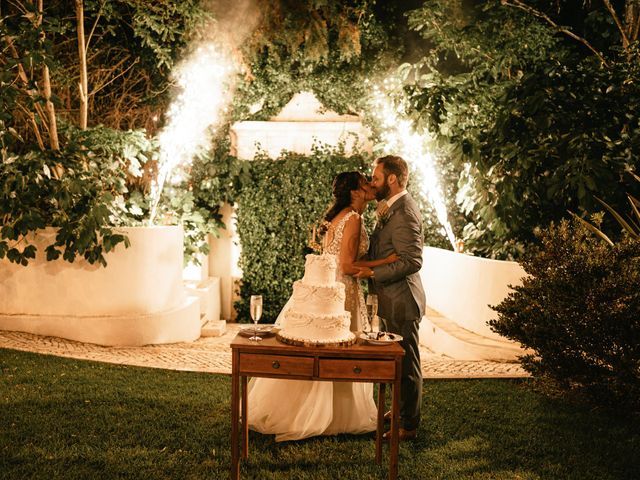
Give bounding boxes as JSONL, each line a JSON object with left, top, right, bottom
{"left": 277, "top": 254, "right": 356, "bottom": 346}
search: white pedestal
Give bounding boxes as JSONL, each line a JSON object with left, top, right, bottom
{"left": 184, "top": 276, "right": 221, "bottom": 322}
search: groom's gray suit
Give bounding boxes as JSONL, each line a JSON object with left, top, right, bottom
{"left": 369, "top": 192, "right": 426, "bottom": 431}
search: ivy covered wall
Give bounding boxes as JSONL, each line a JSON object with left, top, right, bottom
{"left": 232, "top": 145, "right": 370, "bottom": 322}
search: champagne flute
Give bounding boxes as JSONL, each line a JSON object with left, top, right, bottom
{"left": 365, "top": 294, "right": 378, "bottom": 335}
{"left": 249, "top": 295, "right": 263, "bottom": 342}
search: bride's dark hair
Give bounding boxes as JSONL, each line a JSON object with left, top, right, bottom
{"left": 323, "top": 171, "right": 366, "bottom": 223}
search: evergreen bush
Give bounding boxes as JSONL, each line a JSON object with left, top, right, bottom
{"left": 403, "top": 1, "right": 640, "bottom": 259}
{"left": 490, "top": 218, "right": 640, "bottom": 409}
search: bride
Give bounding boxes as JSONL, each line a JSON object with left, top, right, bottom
{"left": 247, "top": 171, "right": 398, "bottom": 441}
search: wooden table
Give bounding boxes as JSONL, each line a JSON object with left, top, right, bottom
{"left": 230, "top": 334, "right": 405, "bottom": 480}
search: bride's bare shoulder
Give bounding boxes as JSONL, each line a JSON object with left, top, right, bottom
{"left": 330, "top": 208, "right": 356, "bottom": 226}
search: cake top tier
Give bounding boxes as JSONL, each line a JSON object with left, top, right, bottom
{"left": 302, "top": 253, "right": 337, "bottom": 285}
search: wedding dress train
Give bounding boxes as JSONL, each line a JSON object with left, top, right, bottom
{"left": 247, "top": 211, "right": 377, "bottom": 441}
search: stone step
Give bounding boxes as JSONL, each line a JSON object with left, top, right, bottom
{"left": 419, "top": 307, "right": 528, "bottom": 362}
{"left": 201, "top": 319, "right": 227, "bottom": 337}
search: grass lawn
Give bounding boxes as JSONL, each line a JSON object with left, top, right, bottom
{"left": 1, "top": 348, "right": 638, "bottom": 479}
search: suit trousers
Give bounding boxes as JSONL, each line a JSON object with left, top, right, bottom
{"left": 381, "top": 300, "right": 422, "bottom": 431}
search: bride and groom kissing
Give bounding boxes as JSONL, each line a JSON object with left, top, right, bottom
{"left": 248, "top": 155, "right": 426, "bottom": 443}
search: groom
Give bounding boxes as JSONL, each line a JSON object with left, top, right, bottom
{"left": 358, "top": 155, "right": 426, "bottom": 441}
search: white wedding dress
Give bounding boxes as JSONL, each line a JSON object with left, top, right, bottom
{"left": 247, "top": 211, "right": 377, "bottom": 442}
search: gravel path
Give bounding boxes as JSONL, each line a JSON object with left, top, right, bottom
{"left": 0, "top": 325, "right": 529, "bottom": 379}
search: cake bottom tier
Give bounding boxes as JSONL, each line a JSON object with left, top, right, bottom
{"left": 277, "top": 331, "right": 356, "bottom": 347}
{"left": 277, "top": 310, "right": 355, "bottom": 346}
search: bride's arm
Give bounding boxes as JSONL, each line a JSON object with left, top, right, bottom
{"left": 353, "top": 253, "right": 399, "bottom": 268}
{"left": 338, "top": 215, "right": 363, "bottom": 275}
{"left": 340, "top": 216, "right": 398, "bottom": 273}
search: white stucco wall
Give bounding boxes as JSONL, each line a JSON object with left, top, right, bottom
{"left": 230, "top": 121, "right": 372, "bottom": 160}
{"left": 0, "top": 226, "right": 201, "bottom": 346}
{"left": 420, "top": 246, "right": 527, "bottom": 340}
{"left": 0, "top": 226, "right": 185, "bottom": 316}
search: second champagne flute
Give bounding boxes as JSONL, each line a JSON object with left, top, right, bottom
{"left": 365, "top": 294, "right": 378, "bottom": 333}
{"left": 249, "top": 295, "right": 263, "bottom": 341}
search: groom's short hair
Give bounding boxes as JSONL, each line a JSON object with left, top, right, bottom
{"left": 375, "top": 155, "right": 409, "bottom": 188}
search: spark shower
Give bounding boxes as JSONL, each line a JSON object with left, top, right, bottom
{"left": 148, "top": 41, "right": 455, "bottom": 250}
{"left": 149, "top": 43, "right": 235, "bottom": 224}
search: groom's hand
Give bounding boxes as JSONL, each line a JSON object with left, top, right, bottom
{"left": 355, "top": 267, "right": 374, "bottom": 279}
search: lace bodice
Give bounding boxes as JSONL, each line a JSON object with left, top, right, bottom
{"left": 324, "top": 210, "right": 369, "bottom": 259}
{"left": 322, "top": 210, "right": 368, "bottom": 331}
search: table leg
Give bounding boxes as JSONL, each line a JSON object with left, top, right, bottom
{"left": 376, "top": 382, "right": 386, "bottom": 464}
{"left": 389, "top": 360, "right": 402, "bottom": 480}
{"left": 242, "top": 376, "right": 248, "bottom": 459}
{"left": 231, "top": 351, "right": 240, "bottom": 480}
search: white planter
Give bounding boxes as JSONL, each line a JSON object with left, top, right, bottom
{"left": 0, "top": 226, "right": 200, "bottom": 346}
{"left": 420, "top": 246, "right": 526, "bottom": 341}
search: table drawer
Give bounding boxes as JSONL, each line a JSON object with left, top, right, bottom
{"left": 239, "top": 354, "right": 314, "bottom": 377}
{"left": 319, "top": 359, "right": 395, "bottom": 380}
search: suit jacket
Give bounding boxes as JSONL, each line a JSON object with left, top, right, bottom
{"left": 369, "top": 192, "right": 426, "bottom": 321}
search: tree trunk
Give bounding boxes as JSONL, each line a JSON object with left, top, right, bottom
{"left": 4, "top": 37, "right": 47, "bottom": 149}
{"left": 75, "top": 0, "right": 88, "bottom": 130}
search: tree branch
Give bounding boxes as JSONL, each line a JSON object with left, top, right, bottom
{"left": 89, "top": 56, "right": 139, "bottom": 96}
{"left": 501, "top": 0, "right": 609, "bottom": 67}
{"left": 41, "top": 65, "right": 59, "bottom": 149}
{"left": 85, "top": 0, "right": 105, "bottom": 53}
{"left": 17, "top": 103, "right": 46, "bottom": 149}
{"left": 626, "top": 1, "right": 640, "bottom": 43}
{"left": 603, "top": 0, "right": 630, "bottom": 49}
{"left": 4, "top": 36, "right": 49, "bottom": 145}
{"left": 6, "top": 0, "right": 29, "bottom": 15}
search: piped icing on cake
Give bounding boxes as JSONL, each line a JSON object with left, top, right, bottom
{"left": 277, "top": 254, "right": 355, "bottom": 346}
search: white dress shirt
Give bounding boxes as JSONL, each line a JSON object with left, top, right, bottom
{"left": 386, "top": 189, "right": 408, "bottom": 208}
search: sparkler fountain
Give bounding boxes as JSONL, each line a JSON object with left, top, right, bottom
{"left": 369, "top": 82, "right": 528, "bottom": 360}
{"left": 370, "top": 80, "right": 457, "bottom": 251}
{"left": 149, "top": 43, "right": 235, "bottom": 224}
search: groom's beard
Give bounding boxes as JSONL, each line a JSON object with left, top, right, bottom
{"left": 375, "top": 181, "right": 390, "bottom": 201}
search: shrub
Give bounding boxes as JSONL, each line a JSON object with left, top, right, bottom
{"left": 404, "top": 1, "right": 640, "bottom": 259}
{"left": 490, "top": 218, "right": 640, "bottom": 409}
{"left": 0, "top": 126, "right": 154, "bottom": 266}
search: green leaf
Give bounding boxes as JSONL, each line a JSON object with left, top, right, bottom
{"left": 45, "top": 246, "right": 61, "bottom": 261}
{"left": 23, "top": 245, "right": 36, "bottom": 259}
{"left": 569, "top": 211, "right": 614, "bottom": 246}
{"left": 596, "top": 197, "right": 639, "bottom": 239}
{"left": 7, "top": 248, "right": 20, "bottom": 264}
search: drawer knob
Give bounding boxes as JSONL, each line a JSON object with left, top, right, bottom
{"left": 272, "top": 361, "right": 280, "bottom": 369}
{"left": 353, "top": 366, "right": 362, "bottom": 374}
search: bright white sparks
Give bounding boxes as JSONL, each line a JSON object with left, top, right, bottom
{"left": 149, "top": 43, "right": 235, "bottom": 224}
{"left": 371, "top": 81, "right": 457, "bottom": 250}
